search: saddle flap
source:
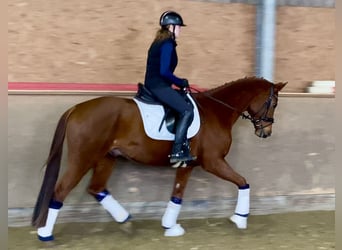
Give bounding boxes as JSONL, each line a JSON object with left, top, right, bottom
{"left": 133, "top": 94, "right": 200, "bottom": 141}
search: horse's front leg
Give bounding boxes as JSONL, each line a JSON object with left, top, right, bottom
{"left": 202, "top": 158, "right": 250, "bottom": 229}
{"left": 162, "top": 165, "right": 194, "bottom": 237}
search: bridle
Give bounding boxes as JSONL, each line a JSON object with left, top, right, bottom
{"left": 241, "top": 84, "right": 276, "bottom": 130}
{"left": 188, "top": 84, "right": 277, "bottom": 130}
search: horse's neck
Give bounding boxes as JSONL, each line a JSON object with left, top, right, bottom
{"left": 211, "top": 81, "right": 265, "bottom": 112}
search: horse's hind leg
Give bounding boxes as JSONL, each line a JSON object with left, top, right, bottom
{"left": 37, "top": 159, "right": 92, "bottom": 241}
{"left": 87, "top": 156, "right": 130, "bottom": 223}
{"left": 162, "top": 166, "right": 194, "bottom": 236}
{"left": 202, "top": 158, "right": 250, "bottom": 229}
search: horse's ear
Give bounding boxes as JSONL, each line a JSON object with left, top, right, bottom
{"left": 275, "top": 82, "right": 287, "bottom": 91}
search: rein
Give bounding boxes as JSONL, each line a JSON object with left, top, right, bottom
{"left": 189, "top": 87, "right": 243, "bottom": 113}
{"left": 188, "top": 86, "right": 247, "bottom": 116}
{"left": 188, "top": 85, "right": 276, "bottom": 128}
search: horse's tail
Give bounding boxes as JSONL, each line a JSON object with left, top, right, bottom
{"left": 31, "top": 107, "right": 74, "bottom": 227}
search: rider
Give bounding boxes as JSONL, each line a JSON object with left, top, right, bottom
{"left": 143, "top": 10, "right": 197, "bottom": 164}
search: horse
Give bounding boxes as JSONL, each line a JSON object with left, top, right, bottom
{"left": 31, "top": 76, "right": 287, "bottom": 240}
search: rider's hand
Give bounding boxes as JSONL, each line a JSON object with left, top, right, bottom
{"left": 181, "top": 78, "right": 189, "bottom": 88}
{"left": 182, "top": 87, "right": 190, "bottom": 94}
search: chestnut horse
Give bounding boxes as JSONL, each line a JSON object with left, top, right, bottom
{"left": 32, "top": 77, "right": 286, "bottom": 240}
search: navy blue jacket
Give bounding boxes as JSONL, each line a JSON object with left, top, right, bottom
{"left": 144, "top": 38, "right": 186, "bottom": 89}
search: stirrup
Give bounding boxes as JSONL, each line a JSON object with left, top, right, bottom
{"left": 169, "top": 151, "right": 197, "bottom": 164}
{"left": 171, "top": 161, "right": 187, "bottom": 168}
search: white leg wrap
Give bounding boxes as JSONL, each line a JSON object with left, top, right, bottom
{"left": 162, "top": 201, "right": 181, "bottom": 229}
{"left": 230, "top": 187, "right": 250, "bottom": 229}
{"left": 235, "top": 188, "right": 250, "bottom": 215}
{"left": 37, "top": 208, "right": 59, "bottom": 238}
{"left": 100, "top": 195, "right": 129, "bottom": 223}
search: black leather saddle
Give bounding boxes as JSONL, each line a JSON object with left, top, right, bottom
{"left": 135, "top": 83, "right": 160, "bottom": 104}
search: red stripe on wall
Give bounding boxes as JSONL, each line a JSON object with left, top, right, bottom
{"left": 8, "top": 82, "right": 138, "bottom": 91}
{"left": 8, "top": 82, "right": 206, "bottom": 93}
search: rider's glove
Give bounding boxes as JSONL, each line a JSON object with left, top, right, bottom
{"left": 181, "top": 78, "right": 189, "bottom": 88}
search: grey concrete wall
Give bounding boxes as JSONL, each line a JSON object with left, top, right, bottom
{"left": 8, "top": 94, "right": 335, "bottom": 226}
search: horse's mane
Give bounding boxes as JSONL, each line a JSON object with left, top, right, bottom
{"left": 203, "top": 76, "right": 271, "bottom": 95}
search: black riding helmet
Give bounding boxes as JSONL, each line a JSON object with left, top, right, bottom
{"left": 159, "top": 11, "right": 186, "bottom": 27}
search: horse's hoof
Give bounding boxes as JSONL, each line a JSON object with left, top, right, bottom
{"left": 230, "top": 214, "right": 247, "bottom": 229}
{"left": 164, "top": 224, "right": 185, "bottom": 237}
{"left": 38, "top": 235, "right": 54, "bottom": 241}
{"left": 119, "top": 220, "right": 134, "bottom": 234}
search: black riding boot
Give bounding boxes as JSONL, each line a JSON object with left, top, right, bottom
{"left": 169, "top": 110, "right": 197, "bottom": 164}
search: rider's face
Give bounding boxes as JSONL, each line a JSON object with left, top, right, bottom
{"left": 169, "top": 25, "right": 181, "bottom": 38}
{"left": 174, "top": 25, "right": 181, "bottom": 38}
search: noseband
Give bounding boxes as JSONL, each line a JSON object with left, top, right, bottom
{"left": 241, "top": 84, "right": 276, "bottom": 129}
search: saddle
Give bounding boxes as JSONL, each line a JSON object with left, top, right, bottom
{"left": 135, "top": 83, "right": 192, "bottom": 134}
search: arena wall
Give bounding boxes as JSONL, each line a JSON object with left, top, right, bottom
{"left": 8, "top": 92, "right": 335, "bottom": 226}
{"left": 8, "top": 1, "right": 335, "bottom": 92}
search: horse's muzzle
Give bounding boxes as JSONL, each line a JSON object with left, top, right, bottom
{"left": 255, "top": 127, "right": 272, "bottom": 138}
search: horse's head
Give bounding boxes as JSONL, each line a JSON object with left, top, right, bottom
{"left": 244, "top": 82, "right": 287, "bottom": 138}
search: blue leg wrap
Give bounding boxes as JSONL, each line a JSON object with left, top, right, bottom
{"left": 234, "top": 213, "right": 249, "bottom": 217}
{"left": 38, "top": 235, "right": 54, "bottom": 241}
{"left": 171, "top": 196, "right": 182, "bottom": 205}
{"left": 239, "top": 184, "right": 250, "bottom": 190}
{"left": 94, "top": 189, "right": 110, "bottom": 202}
{"left": 49, "top": 199, "right": 63, "bottom": 209}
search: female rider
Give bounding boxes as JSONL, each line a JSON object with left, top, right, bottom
{"left": 143, "top": 11, "right": 196, "bottom": 164}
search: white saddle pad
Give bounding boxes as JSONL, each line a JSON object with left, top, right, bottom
{"left": 133, "top": 93, "right": 200, "bottom": 141}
